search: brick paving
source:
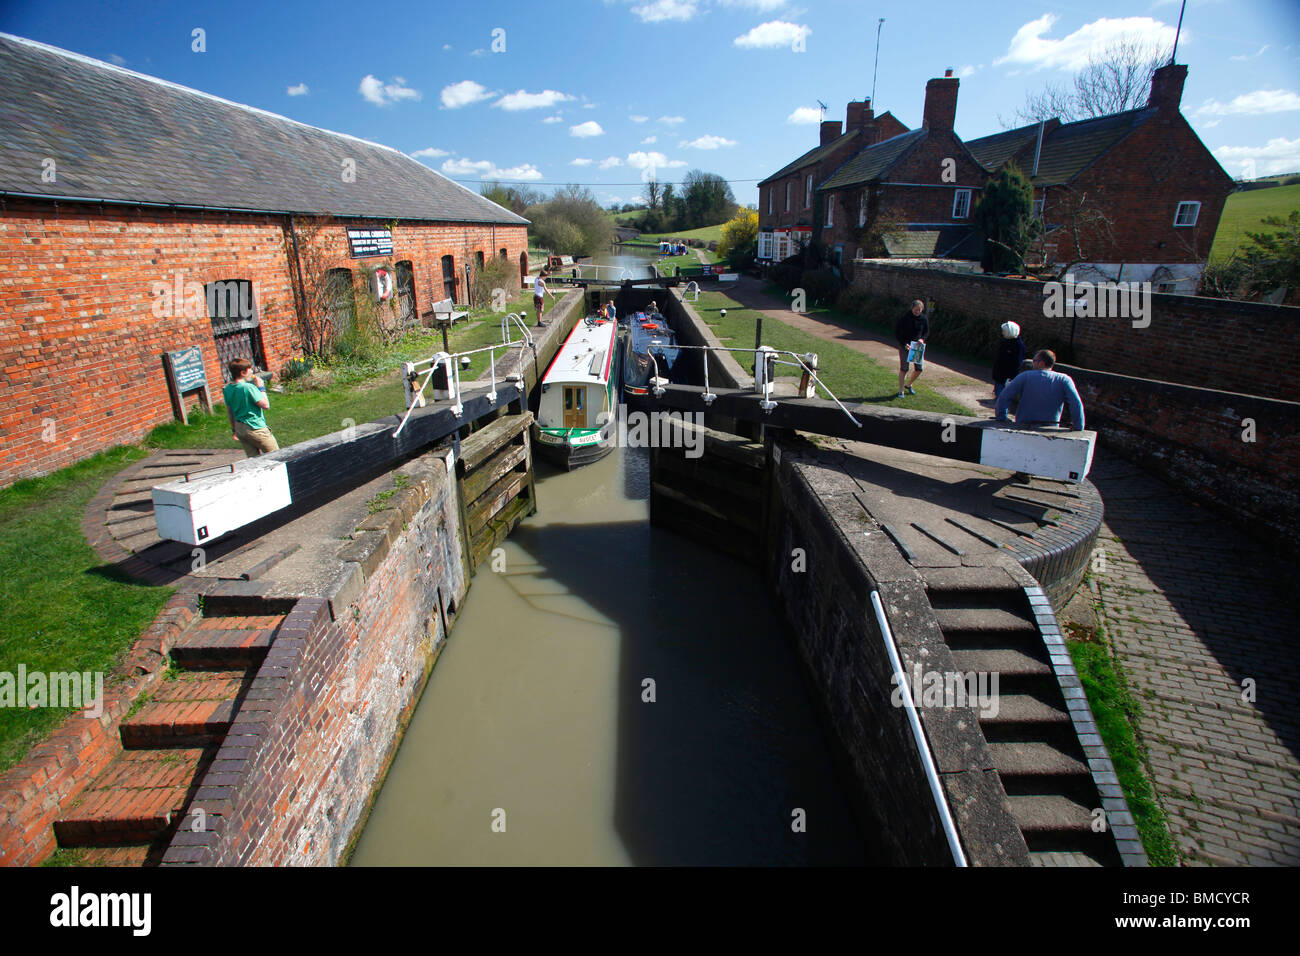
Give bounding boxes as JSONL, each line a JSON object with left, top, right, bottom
{"left": 1087, "top": 454, "right": 1300, "bottom": 865}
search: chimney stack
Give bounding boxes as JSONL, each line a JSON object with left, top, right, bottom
{"left": 1147, "top": 63, "right": 1188, "bottom": 113}
{"left": 820, "top": 119, "right": 843, "bottom": 145}
{"left": 845, "top": 99, "right": 874, "bottom": 131}
{"left": 922, "top": 69, "right": 960, "bottom": 131}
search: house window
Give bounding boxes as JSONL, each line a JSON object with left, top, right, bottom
{"left": 858, "top": 194, "right": 867, "bottom": 227}
{"left": 805, "top": 174, "right": 812, "bottom": 208}
{"left": 785, "top": 181, "right": 791, "bottom": 212}
{"left": 825, "top": 196, "right": 834, "bottom": 227}
{"left": 758, "top": 232, "right": 774, "bottom": 260}
{"left": 952, "top": 188, "right": 972, "bottom": 219}
{"left": 855, "top": 247, "right": 863, "bottom": 260}
{"left": 767, "top": 188, "right": 772, "bottom": 215}
{"left": 205, "top": 279, "right": 265, "bottom": 382}
{"left": 1174, "top": 201, "right": 1201, "bottom": 227}
{"left": 1032, "top": 198, "right": 1044, "bottom": 219}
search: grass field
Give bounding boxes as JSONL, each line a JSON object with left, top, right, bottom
{"left": 0, "top": 447, "right": 174, "bottom": 773}
{"left": 690, "top": 290, "right": 967, "bottom": 414}
{"left": 1210, "top": 183, "right": 1300, "bottom": 262}
{"left": 638, "top": 223, "right": 726, "bottom": 244}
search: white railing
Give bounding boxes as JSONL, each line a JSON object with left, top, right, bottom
{"left": 394, "top": 312, "right": 534, "bottom": 437}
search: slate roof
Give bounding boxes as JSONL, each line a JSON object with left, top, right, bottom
{"left": 818, "top": 129, "right": 927, "bottom": 191}
{"left": 759, "top": 128, "right": 864, "bottom": 186}
{"left": 965, "top": 109, "right": 1159, "bottom": 186}
{"left": 0, "top": 33, "right": 528, "bottom": 225}
{"left": 882, "top": 224, "right": 982, "bottom": 259}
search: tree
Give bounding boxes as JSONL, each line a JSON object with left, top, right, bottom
{"left": 682, "top": 170, "right": 737, "bottom": 230}
{"left": 974, "top": 164, "right": 1038, "bottom": 273}
{"left": 1010, "top": 38, "right": 1172, "bottom": 126}
{"left": 481, "top": 181, "right": 541, "bottom": 216}
{"left": 525, "top": 184, "right": 613, "bottom": 256}
{"left": 1206, "top": 211, "right": 1300, "bottom": 304}
{"left": 643, "top": 178, "right": 661, "bottom": 213}
{"left": 716, "top": 209, "right": 759, "bottom": 269}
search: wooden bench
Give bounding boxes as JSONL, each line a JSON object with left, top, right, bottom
{"left": 430, "top": 296, "right": 470, "bottom": 326}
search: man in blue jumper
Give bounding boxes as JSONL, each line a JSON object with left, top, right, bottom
{"left": 995, "top": 349, "right": 1086, "bottom": 430}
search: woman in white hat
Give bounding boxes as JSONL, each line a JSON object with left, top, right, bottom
{"left": 992, "top": 321, "right": 1025, "bottom": 398}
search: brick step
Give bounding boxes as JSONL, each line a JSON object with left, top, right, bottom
{"left": 988, "top": 740, "right": 1091, "bottom": 778}
{"left": 53, "top": 748, "right": 213, "bottom": 847}
{"left": 1006, "top": 794, "right": 1095, "bottom": 834}
{"left": 950, "top": 647, "right": 1052, "bottom": 678}
{"left": 120, "top": 669, "right": 250, "bottom": 748}
{"left": 73, "top": 844, "right": 159, "bottom": 866}
{"left": 170, "top": 613, "right": 284, "bottom": 668}
{"left": 933, "top": 607, "right": 1039, "bottom": 636}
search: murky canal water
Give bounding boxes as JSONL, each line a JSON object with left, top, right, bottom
{"left": 349, "top": 446, "right": 867, "bottom": 866}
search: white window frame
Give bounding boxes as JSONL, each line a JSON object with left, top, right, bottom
{"left": 785, "top": 181, "right": 791, "bottom": 213}
{"left": 952, "top": 188, "right": 972, "bottom": 219}
{"left": 757, "top": 231, "right": 774, "bottom": 260}
{"left": 767, "top": 188, "right": 772, "bottom": 215}
{"left": 825, "top": 195, "right": 834, "bottom": 228}
{"left": 805, "top": 174, "right": 813, "bottom": 208}
{"left": 1174, "top": 201, "right": 1200, "bottom": 227}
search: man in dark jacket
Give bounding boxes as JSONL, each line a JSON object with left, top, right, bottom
{"left": 895, "top": 299, "right": 929, "bottom": 398}
{"left": 992, "top": 321, "right": 1026, "bottom": 398}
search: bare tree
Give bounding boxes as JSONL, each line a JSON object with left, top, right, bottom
{"left": 1011, "top": 38, "right": 1173, "bottom": 126}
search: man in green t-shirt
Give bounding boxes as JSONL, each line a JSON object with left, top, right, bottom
{"left": 223, "top": 358, "right": 279, "bottom": 457}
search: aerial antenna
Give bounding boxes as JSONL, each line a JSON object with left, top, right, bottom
{"left": 872, "top": 19, "right": 885, "bottom": 105}
{"left": 1170, "top": 0, "right": 1186, "bottom": 64}
{"left": 817, "top": 99, "right": 828, "bottom": 120}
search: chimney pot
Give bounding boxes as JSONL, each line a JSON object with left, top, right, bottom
{"left": 1147, "top": 63, "right": 1188, "bottom": 113}
{"left": 944, "top": 69, "right": 953, "bottom": 77}
{"left": 820, "top": 119, "right": 843, "bottom": 146}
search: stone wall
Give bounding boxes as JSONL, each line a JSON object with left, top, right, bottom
{"left": 849, "top": 262, "right": 1300, "bottom": 401}
{"left": 1061, "top": 363, "right": 1300, "bottom": 554}
{"left": 164, "top": 448, "right": 468, "bottom": 865}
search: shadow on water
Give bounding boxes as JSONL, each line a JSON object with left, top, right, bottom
{"left": 518, "top": 450, "right": 867, "bottom": 865}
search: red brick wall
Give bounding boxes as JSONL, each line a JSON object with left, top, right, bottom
{"left": 850, "top": 262, "right": 1300, "bottom": 401}
{"left": 0, "top": 200, "right": 526, "bottom": 486}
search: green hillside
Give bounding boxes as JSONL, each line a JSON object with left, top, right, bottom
{"left": 1210, "top": 184, "right": 1300, "bottom": 262}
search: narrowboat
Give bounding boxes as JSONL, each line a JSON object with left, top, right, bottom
{"left": 622, "top": 312, "right": 683, "bottom": 408}
{"left": 533, "top": 314, "right": 622, "bottom": 469}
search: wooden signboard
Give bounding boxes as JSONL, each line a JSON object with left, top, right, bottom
{"left": 162, "top": 346, "right": 213, "bottom": 425}
{"left": 347, "top": 227, "right": 394, "bottom": 259}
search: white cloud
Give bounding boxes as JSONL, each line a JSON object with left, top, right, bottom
{"left": 287, "top": 82, "right": 309, "bottom": 96}
{"left": 630, "top": 115, "right": 649, "bottom": 123}
{"left": 542, "top": 114, "right": 565, "bottom": 124}
{"left": 410, "top": 147, "right": 450, "bottom": 159}
{"left": 733, "top": 20, "right": 811, "bottom": 50}
{"left": 1229, "top": 44, "right": 1269, "bottom": 62}
{"left": 442, "top": 157, "right": 543, "bottom": 180}
{"left": 360, "top": 75, "right": 422, "bottom": 106}
{"left": 1196, "top": 89, "right": 1300, "bottom": 117}
{"left": 632, "top": 0, "right": 699, "bottom": 23}
{"left": 570, "top": 120, "right": 605, "bottom": 137}
{"left": 440, "top": 79, "right": 494, "bottom": 109}
{"left": 109, "top": 53, "right": 127, "bottom": 66}
{"left": 957, "top": 64, "right": 978, "bottom": 78}
{"left": 599, "top": 156, "right": 623, "bottom": 168}
{"left": 1213, "top": 138, "right": 1300, "bottom": 177}
{"left": 571, "top": 158, "right": 594, "bottom": 166}
{"left": 658, "top": 115, "right": 685, "bottom": 125}
{"left": 994, "top": 15, "right": 1176, "bottom": 72}
{"left": 495, "top": 89, "right": 575, "bottom": 110}
{"left": 626, "top": 151, "right": 688, "bottom": 171}
{"left": 583, "top": 102, "right": 599, "bottom": 109}
{"left": 640, "top": 135, "right": 658, "bottom": 144}
{"left": 470, "top": 48, "right": 487, "bottom": 57}
{"left": 787, "top": 106, "right": 821, "bottom": 125}
{"left": 442, "top": 43, "right": 452, "bottom": 51}
{"left": 680, "top": 134, "right": 737, "bottom": 149}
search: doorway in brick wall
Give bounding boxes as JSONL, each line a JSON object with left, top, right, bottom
{"left": 441, "top": 255, "right": 457, "bottom": 302}
{"left": 395, "top": 260, "right": 417, "bottom": 329}
{"left": 205, "top": 279, "right": 267, "bottom": 383}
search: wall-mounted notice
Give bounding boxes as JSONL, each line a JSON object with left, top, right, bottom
{"left": 347, "top": 227, "right": 394, "bottom": 259}
{"left": 162, "top": 345, "right": 213, "bottom": 425}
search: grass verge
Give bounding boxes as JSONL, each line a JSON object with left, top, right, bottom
{"left": 1067, "top": 628, "right": 1180, "bottom": 866}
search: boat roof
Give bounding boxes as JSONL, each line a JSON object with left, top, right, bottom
{"left": 627, "top": 313, "right": 677, "bottom": 350}
{"left": 542, "top": 317, "right": 619, "bottom": 387}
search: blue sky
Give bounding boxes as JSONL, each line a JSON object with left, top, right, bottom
{"left": 3, "top": 0, "right": 1298, "bottom": 208}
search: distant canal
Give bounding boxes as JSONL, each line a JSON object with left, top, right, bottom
{"left": 349, "top": 445, "right": 869, "bottom": 865}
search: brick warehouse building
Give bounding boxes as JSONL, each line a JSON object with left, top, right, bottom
{"left": 0, "top": 34, "right": 528, "bottom": 486}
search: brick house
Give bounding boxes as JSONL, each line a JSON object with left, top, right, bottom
{"left": 964, "top": 64, "right": 1236, "bottom": 292}
{"left": 756, "top": 100, "right": 907, "bottom": 265}
{"left": 0, "top": 34, "right": 528, "bottom": 486}
{"left": 817, "top": 71, "right": 989, "bottom": 278}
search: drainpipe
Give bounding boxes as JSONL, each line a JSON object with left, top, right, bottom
{"left": 1032, "top": 121, "right": 1044, "bottom": 178}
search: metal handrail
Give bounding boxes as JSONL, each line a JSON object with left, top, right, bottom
{"left": 870, "top": 590, "right": 968, "bottom": 867}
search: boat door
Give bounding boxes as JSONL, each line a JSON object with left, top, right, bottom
{"left": 563, "top": 386, "right": 586, "bottom": 428}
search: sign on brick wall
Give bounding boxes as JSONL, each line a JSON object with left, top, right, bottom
{"left": 347, "top": 227, "right": 394, "bottom": 259}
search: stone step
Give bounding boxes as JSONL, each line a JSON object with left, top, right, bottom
{"left": 119, "top": 670, "right": 248, "bottom": 748}
{"left": 1029, "top": 849, "right": 1106, "bottom": 867}
{"left": 982, "top": 693, "right": 1073, "bottom": 726}
{"left": 1006, "top": 794, "right": 1095, "bottom": 834}
{"left": 988, "top": 741, "right": 1090, "bottom": 778}
{"left": 923, "top": 569, "right": 1026, "bottom": 607}
{"left": 951, "top": 647, "right": 1052, "bottom": 678}
{"left": 933, "top": 607, "right": 1039, "bottom": 637}
{"left": 74, "top": 844, "right": 158, "bottom": 866}
{"left": 170, "top": 614, "right": 284, "bottom": 668}
{"left": 53, "top": 748, "right": 212, "bottom": 847}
